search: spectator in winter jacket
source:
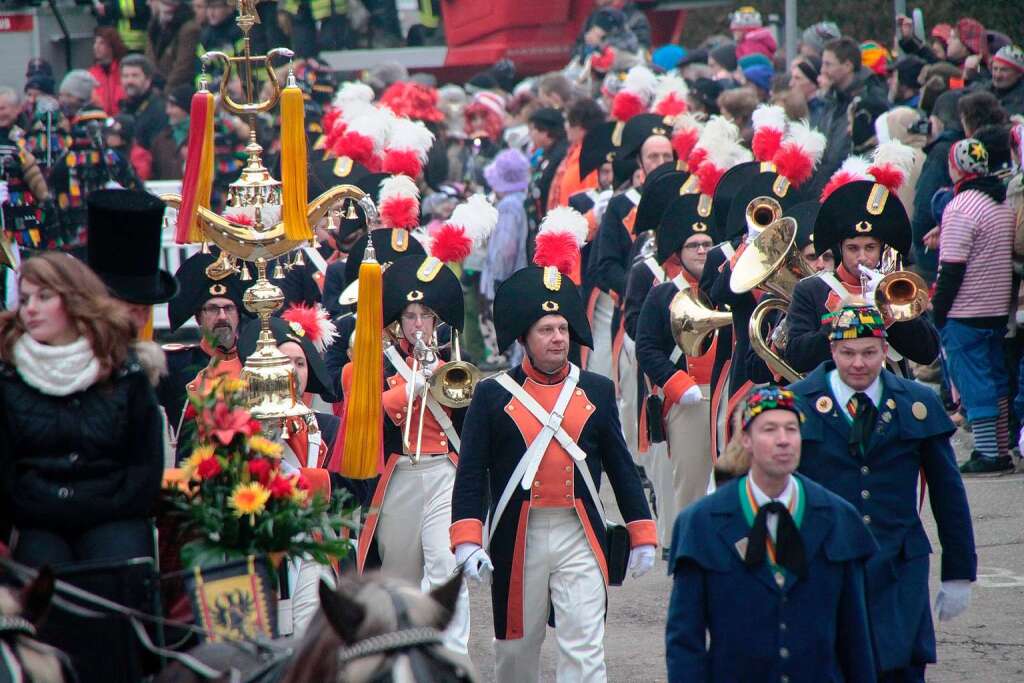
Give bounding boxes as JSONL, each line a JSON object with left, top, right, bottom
{"left": 89, "top": 26, "right": 127, "bottom": 115}
{"left": 118, "top": 54, "right": 169, "bottom": 153}
{"left": 988, "top": 45, "right": 1024, "bottom": 117}
{"left": 145, "top": 0, "right": 201, "bottom": 91}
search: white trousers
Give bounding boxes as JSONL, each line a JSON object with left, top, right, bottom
{"left": 375, "top": 455, "right": 471, "bottom": 654}
{"left": 494, "top": 508, "right": 607, "bottom": 683}
{"left": 666, "top": 385, "right": 714, "bottom": 515}
{"left": 587, "top": 292, "right": 615, "bottom": 381}
{"left": 616, "top": 335, "right": 639, "bottom": 463}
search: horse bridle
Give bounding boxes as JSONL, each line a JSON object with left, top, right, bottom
{"left": 333, "top": 585, "right": 445, "bottom": 682}
{"left": 0, "top": 617, "right": 36, "bottom": 640}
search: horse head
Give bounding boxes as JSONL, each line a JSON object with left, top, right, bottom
{"left": 0, "top": 566, "right": 72, "bottom": 683}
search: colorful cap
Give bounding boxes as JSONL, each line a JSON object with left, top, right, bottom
{"left": 742, "top": 385, "right": 803, "bottom": 430}
{"left": 949, "top": 138, "right": 989, "bottom": 177}
{"left": 824, "top": 305, "right": 886, "bottom": 341}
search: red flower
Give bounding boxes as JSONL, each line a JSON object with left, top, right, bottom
{"left": 295, "top": 474, "right": 310, "bottom": 491}
{"left": 248, "top": 419, "right": 262, "bottom": 436}
{"left": 269, "top": 475, "right": 294, "bottom": 499}
{"left": 183, "top": 403, "right": 197, "bottom": 421}
{"left": 201, "top": 402, "right": 257, "bottom": 446}
{"left": 248, "top": 458, "right": 272, "bottom": 485}
{"left": 196, "top": 456, "right": 222, "bottom": 479}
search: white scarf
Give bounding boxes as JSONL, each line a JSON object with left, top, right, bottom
{"left": 13, "top": 334, "right": 101, "bottom": 396}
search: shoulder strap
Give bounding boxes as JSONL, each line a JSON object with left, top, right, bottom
{"left": 644, "top": 256, "right": 665, "bottom": 282}
{"left": 303, "top": 246, "right": 328, "bottom": 274}
{"left": 384, "top": 346, "right": 461, "bottom": 453}
{"left": 718, "top": 241, "right": 735, "bottom": 261}
{"left": 625, "top": 188, "right": 642, "bottom": 205}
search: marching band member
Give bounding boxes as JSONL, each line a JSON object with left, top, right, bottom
{"left": 667, "top": 385, "right": 878, "bottom": 683}
{"left": 790, "top": 306, "right": 976, "bottom": 682}
{"left": 783, "top": 146, "right": 940, "bottom": 376}
{"left": 636, "top": 192, "right": 718, "bottom": 548}
{"left": 451, "top": 210, "right": 657, "bottom": 682}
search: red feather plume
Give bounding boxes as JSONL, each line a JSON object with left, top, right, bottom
{"left": 611, "top": 91, "right": 646, "bottom": 123}
{"left": 688, "top": 147, "right": 709, "bottom": 173}
{"left": 380, "top": 195, "right": 419, "bottom": 230}
{"left": 752, "top": 127, "right": 784, "bottom": 163}
{"left": 591, "top": 47, "right": 616, "bottom": 72}
{"left": 655, "top": 92, "right": 688, "bottom": 118}
{"left": 282, "top": 303, "right": 323, "bottom": 344}
{"left": 533, "top": 231, "right": 580, "bottom": 276}
{"left": 820, "top": 170, "right": 862, "bottom": 202}
{"left": 322, "top": 107, "right": 340, "bottom": 134}
{"left": 429, "top": 223, "right": 473, "bottom": 263}
{"left": 866, "top": 164, "right": 905, "bottom": 193}
{"left": 772, "top": 143, "right": 814, "bottom": 188}
{"left": 382, "top": 149, "right": 423, "bottom": 178}
{"left": 696, "top": 162, "right": 726, "bottom": 198}
{"left": 672, "top": 128, "right": 700, "bottom": 162}
{"left": 336, "top": 131, "right": 375, "bottom": 167}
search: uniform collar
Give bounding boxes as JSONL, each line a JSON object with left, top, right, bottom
{"left": 836, "top": 263, "right": 861, "bottom": 287}
{"left": 522, "top": 356, "right": 569, "bottom": 384}
{"left": 828, "top": 368, "right": 883, "bottom": 409}
{"left": 200, "top": 337, "right": 237, "bottom": 360}
{"left": 748, "top": 472, "right": 796, "bottom": 508}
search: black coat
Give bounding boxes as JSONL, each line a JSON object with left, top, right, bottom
{"left": 0, "top": 354, "right": 163, "bottom": 534}
{"left": 594, "top": 190, "right": 641, "bottom": 299}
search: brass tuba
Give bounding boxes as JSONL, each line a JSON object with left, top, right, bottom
{"left": 730, "top": 213, "right": 815, "bottom": 298}
{"left": 745, "top": 196, "right": 784, "bottom": 235}
{"left": 748, "top": 298, "right": 803, "bottom": 384}
{"left": 669, "top": 288, "right": 733, "bottom": 357}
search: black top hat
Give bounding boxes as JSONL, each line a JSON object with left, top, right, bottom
{"left": 814, "top": 180, "right": 911, "bottom": 256}
{"left": 634, "top": 165, "right": 687, "bottom": 234}
{"left": 616, "top": 113, "right": 673, "bottom": 160}
{"left": 167, "top": 249, "right": 251, "bottom": 331}
{"left": 723, "top": 171, "right": 807, "bottom": 242}
{"left": 493, "top": 266, "right": 592, "bottom": 353}
{"left": 579, "top": 121, "right": 616, "bottom": 180}
{"left": 237, "top": 317, "right": 331, "bottom": 397}
{"left": 86, "top": 190, "right": 179, "bottom": 305}
{"left": 710, "top": 161, "right": 763, "bottom": 239}
{"left": 382, "top": 254, "right": 464, "bottom": 331}
{"left": 344, "top": 228, "right": 427, "bottom": 287}
{"left": 657, "top": 193, "right": 715, "bottom": 264}
{"left": 784, "top": 200, "right": 820, "bottom": 250}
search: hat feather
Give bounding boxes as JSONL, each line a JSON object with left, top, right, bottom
{"left": 382, "top": 118, "right": 435, "bottom": 178}
{"left": 611, "top": 65, "right": 657, "bottom": 122}
{"left": 820, "top": 155, "right": 873, "bottom": 202}
{"left": 868, "top": 140, "right": 916, "bottom": 193}
{"left": 533, "top": 206, "right": 589, "bottom": 275}
{"left": 282, "top": 303, "right": 339, "bottom": 354}
{"left": 429, "top": 194, "right": 498, "bottom": 263}
{"left": 751, "top": 104, "right": 787, "bottom": 162}
{"left": 653, "top": 74, "right": 689, "bottom": 118}
{"left": 671, "top": 112, "right": 703, "bottom": 160}
{"left": 336, "top": 112, "right": 389, "bottom": 169}
{"left": 772, "top": 120, "right": 827, "bottom": 187}
{"left": 333, "top": 81, "right": 375, "bottom": 109}
{"left": 378, "top": 175, "right": 420, "bottom": 230}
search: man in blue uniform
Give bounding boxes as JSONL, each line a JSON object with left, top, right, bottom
{"left": 666, "top": 385, "right": 877, "bottom": 682}
{"left": 451, "top": 254, "right": 657, "bottom": 682}
{"left": 790, "top": 305, "right": 976, "bottom": 682}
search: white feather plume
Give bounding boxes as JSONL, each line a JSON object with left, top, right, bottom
{"left": 751, "top": 104, "right": 787, "bottom": 133}
{"left": 333, "top": 82, "right": 375, "bottom": 109}
{"left": 653, "top": 73, "right": 689, "bottom": 106}
{"left": 695, "top": 115, "right": 741, "bottom": 151}
{"left": 838, "top": 155, "right": 874, "bottom": 180}
{"left": 539, "top": 206, "right": 589, "bottom": 247}
{"left": 672, "top": 112, "right": 704, "bottom": 135}
{"left": 783, "top": 120, "right": 828, "bottom": 165}
{"left": 449, "top": 194, "right": 498, "bottom": 247}
{"left": 344, "top": 111, "right": 391, "bottom": 151}
{"left": 871, "top": 140, "right": 917, "bottom": 178}
{"left": 378, "top": 174, "right": 420, "bottom": 204}
{"left": 386, "top": 118, "right": 436, "bottom": 159}
{"left": 623, "top": 65, "right": 658, "bottom": 101}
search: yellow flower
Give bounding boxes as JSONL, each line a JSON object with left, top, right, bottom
{"left": 248, "top": 435, "right": 284, "bottom": 459}
{"left": 290, "top": 487, "right": 309, "bottom": 506}
{"left": 229, "top": 482, "right": 271, "bottom": 517}
{"left": 184, "top": 445, "right": 216, "bottom": 477}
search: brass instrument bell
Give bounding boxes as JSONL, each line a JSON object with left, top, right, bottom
{"left": 730, "top": 214, "right": 814, "bottom": 298}
{"left": 669, "top": 289, "right": 733, "bottom": 357}
{"left": 873, "top": 270, "right": 929, "bottom": 324}
{"left": 745, "top": 196, "right": 783, "bottom": 235}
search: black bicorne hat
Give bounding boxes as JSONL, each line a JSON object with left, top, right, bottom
{"left": 86, "top": 189, "right": 179, "bottom": 305}
{"left": 616, "top": 113, "right": 673, "bottom": 159}
{"left": 344, "top": 228, "right": 426, "bottom": 288}
{"left": 308, "top": 158, "right": 387, "bottom": 242}
{"left": 237, "top": 317, "right": 331, "bottom": 398}
{"left": 813, "top": 180, "right": 911, "bottom": 256}
{"left": 493, "top": 266, "right": 592, "bottom": 353}
{"left": 633, "top": 165, "right": 687, "bottom": 235}
{"left": 657, "top": 193, "right": 715, "bottom": 264}
{"left": 382, "top": 254, "right": 465, "bottom": 331}
{"left": 723, "top": 171, "right": 807, "bottom": 242}
{"left": 167, "top": 249, "right": 252, "bottom": 331}
{"left": 710, "top": 161, "right": 764, "bottom": 240}
{"left": 784, "top": 200, "right": 820, "bottom": 251}
{"left": 579, "top": 121, "right": 617, "bottom": 180}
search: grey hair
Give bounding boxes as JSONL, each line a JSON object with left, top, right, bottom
{"left": 0, "top": 86, "right": 20, "bottom": 106}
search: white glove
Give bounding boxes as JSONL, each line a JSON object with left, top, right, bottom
{"left": 593, "top": 189, "right": 613, "bottom": 223}
{"left": 454, "top": 543, "right": 494, "bottom": 584}
{"left": 935, "top": 580, "right": 972, "bottom": 622}
{"left": 857, "top": 264, "right": 885, "bottom": 307}
{"left": 628, "top": 544, "right": 657, "bottom": 578}
{"left": 678, "top": 384, "right": 703, "bottom": 406}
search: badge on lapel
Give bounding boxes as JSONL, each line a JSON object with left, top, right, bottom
{"left": 815, "top": 396, "right": 833, "bottom": 414}
{"left": 911, "top": 401, "right": 928, "bottom": 420}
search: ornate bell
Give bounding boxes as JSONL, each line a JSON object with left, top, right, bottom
{"left": 272, "top": 262, "right": 286, "bottom": 279}
{"left": 293, "top": 249, "right": 305, "bottom": 267}
{"left": 239, "top": 263, "right": 252, "bottom": 281}
{"left": 344, "top": 199, "right": 359, "bottom": 220}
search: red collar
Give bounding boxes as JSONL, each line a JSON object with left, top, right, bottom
{"left": 836, "top": 264, "right": 861, "bottom": 287}
{"left": 200, "top": 338, "right": 237, "bottom": 360}
{"left": 522, "top": 357, "right": 569, "bottom": 385}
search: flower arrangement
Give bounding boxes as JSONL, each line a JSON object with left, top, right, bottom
{"left": 164, "top": 374, "right": 352, "bottom": 569}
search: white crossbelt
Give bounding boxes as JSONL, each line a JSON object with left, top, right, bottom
{"left": 718, "top": 242, "right": 735, "bottom": 261}
{"left": 625, "top": 188, "right": 642, "bottom": 206}
{"left": 644, "top": 256, "right": 665, "bottom": 282}
{"left": 384, "top": 346, "right": 461, "bottom": 453}
{"left": 303, "top": 246, "right": 328, "bottom": 273}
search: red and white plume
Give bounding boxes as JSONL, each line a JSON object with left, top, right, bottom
{"left": 693, "top": 116, "right": 751, "bottom": 197}
{"left": 429, "top": 194, "right": 498, "bottom": 264}
{"left": 868, "top": 140, "right": 916, "bottom": 194}
{"left": 533, "top": 206, "right": 589, "bottom": 275}
{"left": 611, "top": 65, "right": 658, "bottom": 122}
{"left": 332, "top": 81, "right": 375, "bottom": 110}
{"left": 282, "top": 303, "right": 339, "bottom": 354}
{"left": 325, "top": 88, "right": 376, "bottom": 154}
{"left": 335, "top": 107, "right": 392, "bottom": 171}
{"left": 378, "top": 175, "right": 421, "bottom": 230}
{"left": 671, "top": 112, "right": 704, "bottom": 164}
{"left": 751, "top": 104, "right": 787, "bottom": 163}
{"left": 688, "top": 115, "right": 740, "bottom": 178}
{"left": 820, "top": 155, "right": 873, "bottom": 201}
{"left": 382, "top": 117, "right": 435, "bottom": 178}
{"left": 653, "top": 73, "right": 689, "bottom": 119}
{"left": 771, "top": 120, "right": 827, "bottom": 188}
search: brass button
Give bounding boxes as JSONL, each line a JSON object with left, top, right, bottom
{"left": 565, "top": 466, "right": 571, "bottom": 472}
{"left": 534, "top": 481, "right": 541, "bottom": 487}
{"left": 575, "top": 389, "right": 583, "bottom": 396}
{"left": 585, "top": 404, "right": 593, "bottom": 411}
{"left": 860, "top": 466, "right": 870, "bottom": 475}
{"left": 779, "top": 647, "right": 789, "bottom": 659}
{"left": 779, "top": 622, "right": 787, "bottom": 631}
{"left": 565, "top": 480, "right": 571, "bottom": 487}
{"left": 781, "top": 676, "right": 790, "bottom": 683}
{"left": 565, "top": 494, "right": 571, "bottom": 499}
{"left": 861, "top": 490, "right": 870, "bottom": 499}
{"left": 863, "top": 515, "right": 872, "bottom": 525}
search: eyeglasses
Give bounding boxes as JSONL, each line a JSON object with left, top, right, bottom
{"left": 401, "top": 312, "right": 436, "bottom": 323}
{"left": 683, "top": 243, "right": 713, "bottom": 252}
{"left": 201, "top": 303, "right": 237, "bottom": 317}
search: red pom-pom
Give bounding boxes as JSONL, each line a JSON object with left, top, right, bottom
{"left": 282, "top": 303, "right": 323, "bottom": 344}
{"left": 592, "top": 47, "right": 616, "bottom": 72}
{"left": 611, "top": 91, "right": 646, "bottom": 123}
{"left": 866, "top": 164, "right": 905, "bottom": 193}
{"left": 772, "top": 143, "right": 814, "bottom": 188}
{"left": 672, "top": 128, "right": 700, "bottom": 162}
{"left": 688, "top": 147, "right": 709, "bottom": 173}
{"left": 533, "top": 232, "right": 581, "bottom": 275}
{"left": 382, "top": 149, "right": 423, "bottom": 178}
{"left": 224, "top": 211, "right": 254, "bottom": 226}
{"left": 655, "top": 92, "right": 688, "bottom": 118}
{"left": 336, "top": 131, "right": 375, "bottom": 166}
{"left": 752, "top": 127, "right": 784, "bottom": 163}
{"left": 696, "top": 162, "right": 726, "bottom": 197}
{"left": 820, "top": 170, "right": 861, "bottom": 202}
{"left": 380, "top": 195, "right": 419, "bottom": 230}
{"left": 429, "top": 223, "right": 473, "bottom": 263}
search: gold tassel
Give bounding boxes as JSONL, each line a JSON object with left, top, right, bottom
{"left": 341, "top": 242, "right": 383, "bottom": 479}
{"left": 138, "top": 306, "right": 154, "bottom": 342}
{"left": 280, "top": 76, "right": 312, "bottom": 241}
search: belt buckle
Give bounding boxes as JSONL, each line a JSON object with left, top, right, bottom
{"left": 547, "top": 409, "right": 565, "bottom": 431}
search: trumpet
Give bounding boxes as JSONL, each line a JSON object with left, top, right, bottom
{"left": 859, "top": 249, "right": 929, "bottom": 324}
{"left": 749, "top": 298, "right": 803, "bottom": 384}
{"left": 669, "top": 289, "right": 733, "bottom": 357}
{"left": 403, "top": 330, "right": 434, "bottom": 464}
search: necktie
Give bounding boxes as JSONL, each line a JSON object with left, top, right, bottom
{"left": 744, "top": 501, "right": 807, "bottom": 577}
{"left": 847, "top": 392, "right": 877, "bottom": 448}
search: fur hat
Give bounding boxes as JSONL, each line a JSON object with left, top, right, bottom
{"left": 59, "top": 69, "right": 98, "bottom": 102}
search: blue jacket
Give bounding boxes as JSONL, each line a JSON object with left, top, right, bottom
{"left": 790, "top": 363, "right": 976, "bottom": 671}
{"left": 666, "top": 474, "right": 878, "bottom": 682}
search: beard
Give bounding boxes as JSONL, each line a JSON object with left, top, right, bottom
{"left": 210, "top": 323, "right": 235, "bottom": 349}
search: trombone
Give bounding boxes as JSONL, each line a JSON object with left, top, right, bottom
{"left": 403, "top": 330, "right": 434, "bottom": 465}
{"left": 749, "top": 298, "right": 802, "bottom": 384}
{"left": 859, "top": 247, "right": 929, "bottom": 324}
